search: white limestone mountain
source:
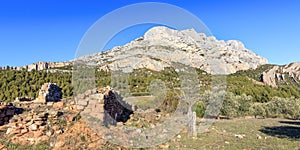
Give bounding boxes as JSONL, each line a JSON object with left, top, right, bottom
{"left": 7, "top": 26, "right": 268, "bottom": 75}
{"left": 78, "top": 26, "right": 268, "bottom": 74}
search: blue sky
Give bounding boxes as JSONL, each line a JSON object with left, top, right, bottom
{"left": 0, "top": 0, "right": 299, "bottom": 66}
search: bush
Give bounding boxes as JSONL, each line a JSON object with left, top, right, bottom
{"left": 250, "top": 103, "right": 266, "bottom": 118}
{"left": 220, "top": 92, "right": 253, "bottom": 117}
{"left": 193, "top": 101, "right": 206, "bottom": 117}
{"left": 160, "top": 91, "right": 180, "bottom": 113}
{"left": 249, "top": 97, "right": 300, "bottom": 119}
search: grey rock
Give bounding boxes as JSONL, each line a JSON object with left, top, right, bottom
{"left": 261, "top": 62, "right": 300, "bottom": 87}
{"left": 75, "top": 26, "right": 268, "bottom": 75}
{"left": 29, "top": 124, "right": 38, "bottom": 131}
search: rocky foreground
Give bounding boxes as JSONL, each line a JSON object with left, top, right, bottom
{"left": 0, "top": 84, "right": 174, "bottom": 149}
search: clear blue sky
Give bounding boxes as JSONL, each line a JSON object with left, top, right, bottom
{"left": 0, "top": 0, "right": 299, "bottom": 66}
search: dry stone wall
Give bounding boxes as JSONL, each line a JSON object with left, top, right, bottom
{"left": 0, "top": 103, "right": 15, "bottom": 126}
{"left": 35, "top": 83, "right": 62, "bottom": 103}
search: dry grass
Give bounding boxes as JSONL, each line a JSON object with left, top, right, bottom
{"left": 167, "top": 118, "right": 300, "bottom": 149}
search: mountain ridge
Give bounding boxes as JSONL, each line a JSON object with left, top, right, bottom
{"left": 3, "top": 26, "right": 299, "bottom": 85}
{"left": 76, "top": 26, "right": 268, "bottom": 74}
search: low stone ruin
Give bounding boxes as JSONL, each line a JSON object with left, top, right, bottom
{"left": 2, "top": 98, "right": 79, "bottom": 146}
{"left": 0, "top": 102, "right": 15, "bottom": 126}
{"left": 103, "top": 90, "right": 133, "bottom": 126}
{"left": 35, "top": 83, "right": 62, "bottom": 103}
{"left": 76, "top": 87, "right": 133, "bottom": 127}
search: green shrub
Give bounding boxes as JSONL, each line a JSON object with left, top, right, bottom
{"left": 160, "top": 91, "right": 180, "bottom": 113}
{"left": 193, "top": 101, "right": 206, "bottom": 117}
{"left": 250, "top": 103, "right": 266, "bottom": 118}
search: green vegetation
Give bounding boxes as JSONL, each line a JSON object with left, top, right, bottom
{"left": 51, "top": 65, "right": 73, "bottom": 70}
{"left": 1, "top": 65, "right": 300, "bottom": 120}
{"left": 193, "top": 101, "right": 206, "bottom": 117}
{"left": 0, "top": 135, "right": 50, "bottom": 150}
{"left": 0, "top": 69, "right": 73, "bottom": 101}
{"left": 234, "top": 64, "right": 275, "bottom": 82}
{"left": 227, "top": 74, "right": 300, "bottom": 103}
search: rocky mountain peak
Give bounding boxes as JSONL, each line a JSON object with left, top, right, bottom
{"left": 144, "top": 26, "right": 189, "bottom": 41}
{"left": 87, "top": 26, "right": 268, "bottom": 74}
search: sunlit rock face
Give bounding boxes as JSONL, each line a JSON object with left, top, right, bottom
{"left": 79, "top": 26, "right": 267, "bottom": 75}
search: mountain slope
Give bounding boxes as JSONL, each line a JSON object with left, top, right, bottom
{"left": 235, "top": 62, "right": 300, "bottom": 87}
{"left": 261, "top": 62, "right": 300, "bottom": 87}
{"left": 78, "top": 26, "right": 268, "bottom": 74}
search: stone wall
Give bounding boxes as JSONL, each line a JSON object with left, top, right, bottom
{"left": 76, "top": 87, "right": 133, "bottom": 126}
{"left": 34, "top": 83, "right": 62, "bottom": 103}
{"left": 0, "top": 103, "right": 15, "bottom": 126}
{"left": 103, "top": 90, "right": 133, "bottom": 126}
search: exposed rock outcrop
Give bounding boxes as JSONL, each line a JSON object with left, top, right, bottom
{"left": 77, "top": 26, "right": 268, "bottom": 74}
{"left": 16, "top": 62, "right": 71, "bottom": 71}
{"left": 261, "top": 62, "right": 300, "bottom": 87}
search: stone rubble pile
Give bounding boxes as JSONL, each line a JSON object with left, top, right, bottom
{"left": 3, "top": 99, "right": 79, "bottom": 145}
{"left": 5, "top": 106, "right": 61, "bottom": 145}
{"left": 0, "top": 83, "right": 173, "bottom": 149}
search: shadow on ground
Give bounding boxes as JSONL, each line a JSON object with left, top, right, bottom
{"left": 279, "top": 120, "right": 300, "bottom": 126}
{"left": 260, "top": 120, "right": 300, "bottom": 140}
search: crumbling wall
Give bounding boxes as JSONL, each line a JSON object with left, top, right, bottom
{"left": 103, "top": 90, "right": 133, "bottom": 126}
{"left": 0, "top": 103, "right": 15, "bottom": 126}
{"left": 76, "top": 87, "right": 134, "bottom": 126}
{"left": 35, "top": 83, "right": 62, "bottom": 103}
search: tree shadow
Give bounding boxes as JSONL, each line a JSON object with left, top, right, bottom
{"left": 279, "top": 120, "right": 300, "bottom": 126}
{"left": 259, "top": 120, "right": 300, "bottom": 140}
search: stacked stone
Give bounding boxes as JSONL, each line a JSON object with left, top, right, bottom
{"left": 76, "top": 87, "right": 133, "bottom": 126}
{"left": 35, "top": 83, "right": 62, "bottom": 103}
{"left": 76, "top": 88, "right": 98, "bottom": 110}
{"left": 0, "top": 103, "right": 15, "bottom": 126}
{"left": 5, "top": 109, "right": 65, "bottom": 145}
{"left": 103, "top": 90, "right": 133, "bottom": 126}
{"left": 46, "top": 83, "right": 62, "bottom": 102}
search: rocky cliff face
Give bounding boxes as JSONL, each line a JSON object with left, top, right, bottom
{"left": 261, "top": 62, "right": 300, "bottom": 87}
{"left": 78, "top": 26, "right": 268, "bottom": 74}
{"left": 16, "top": 62, "right": 71, "bottom": 71}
